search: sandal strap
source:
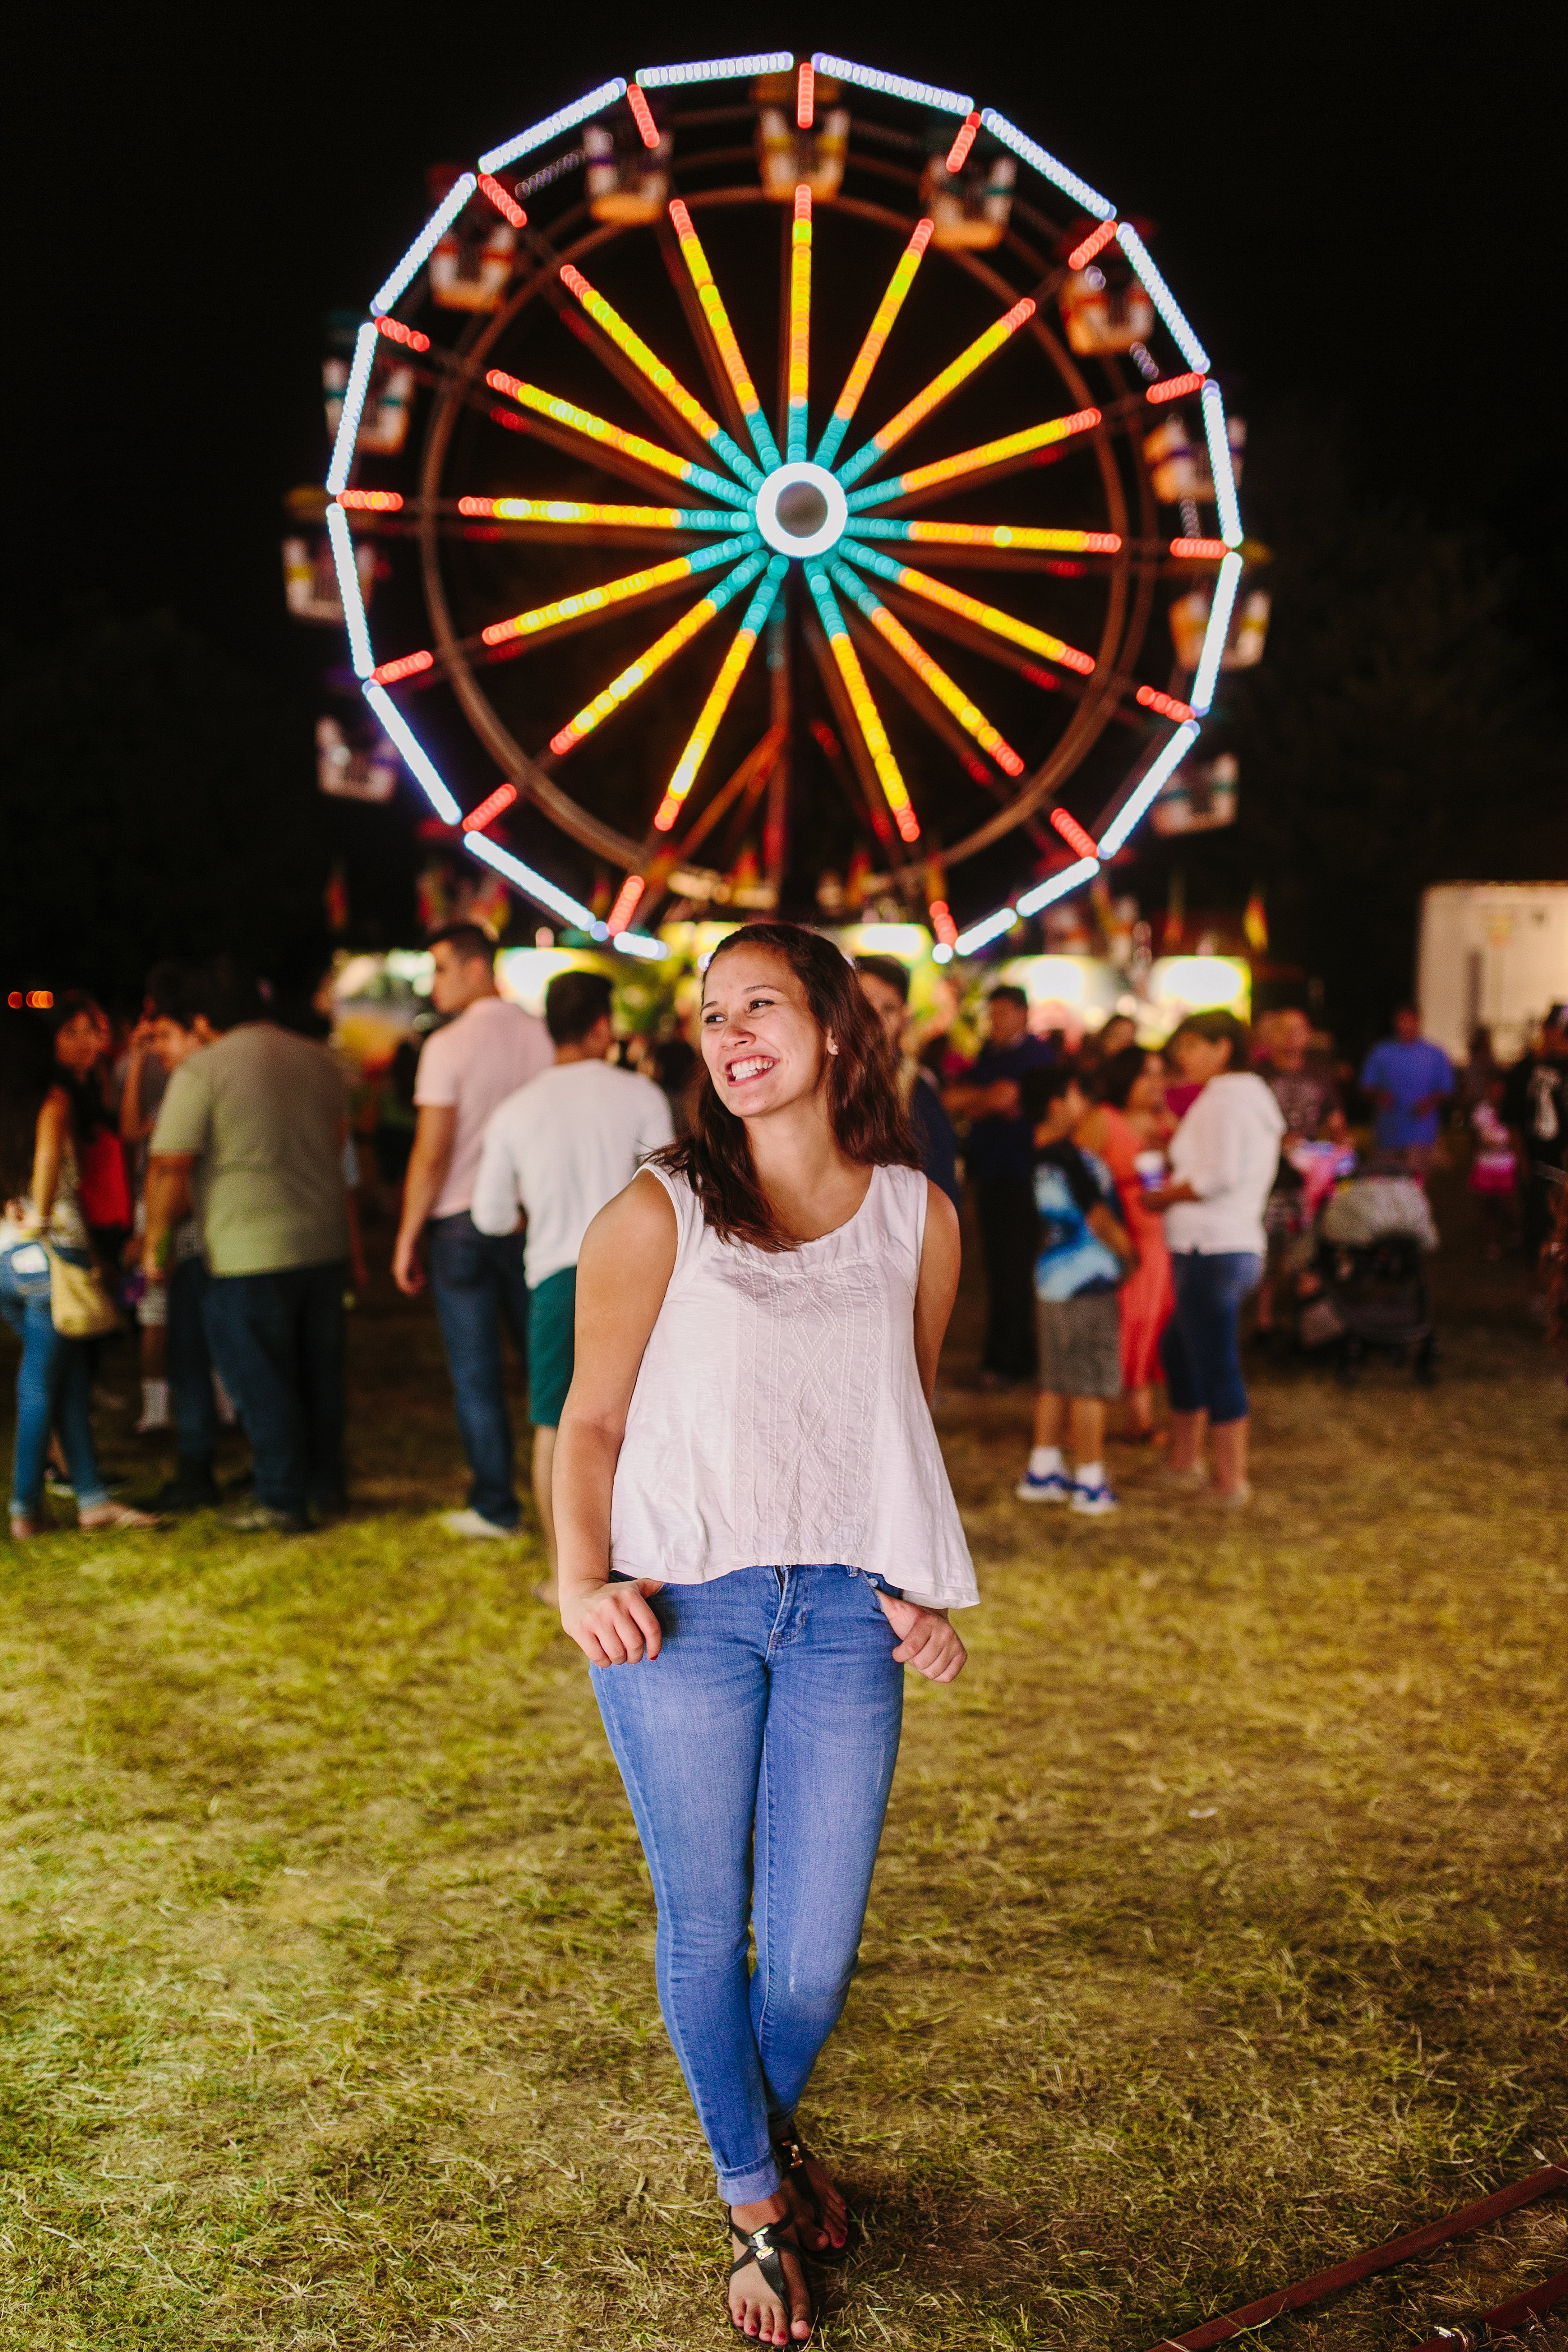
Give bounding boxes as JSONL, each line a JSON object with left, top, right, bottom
{"left": 725, "top": 2214, "right": 798, "bottom": 2303}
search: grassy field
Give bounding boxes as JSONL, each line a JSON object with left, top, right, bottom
{"left": 1, "top": 1182, "right": 1564, "bottom": 2349}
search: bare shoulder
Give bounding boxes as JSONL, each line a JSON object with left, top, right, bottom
{"left": 581, "top": 1165, "right": 678, "bottom": 1265}
{"left": 922, "top": 1176, "right": 961, "bottom": 1249}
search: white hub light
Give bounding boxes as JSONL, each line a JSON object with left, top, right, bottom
{"left": 753, "top": 461, "right": 848, "bottom": 558}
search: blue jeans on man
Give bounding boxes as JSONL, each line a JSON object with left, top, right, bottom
{"left": 202, "top": 1260, "right": 347, "bottom": 1519}
{"left": 426, "top": 1211, "right": 530, "bottom": 1529}
{"left": 167, "top": 1254, "right": 219, "bottom": 1470}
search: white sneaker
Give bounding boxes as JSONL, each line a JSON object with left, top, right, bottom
{"left": 439, "top": 1508, "right": 516, "bottom": 1539}
{"left": 1070, "top": 1478, "right": 1119, "bottom": 1517}
{"left": 1015, "top": 1469, "right": 1073, "bottom": 1503}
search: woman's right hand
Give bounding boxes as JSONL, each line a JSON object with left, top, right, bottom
{"left": 560, "top": 1577, "right": 667, "bottom": 1667}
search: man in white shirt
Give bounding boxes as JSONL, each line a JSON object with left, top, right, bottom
{"left": 472, "top": 969, "right": 673, "bottom": 1596}
{"left": 393, "top": 923, "right": 552, "bottom": 1537}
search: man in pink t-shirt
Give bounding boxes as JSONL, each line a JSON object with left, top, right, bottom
{"left": 393, "top": 923, "right": 551, "bottom": 1536}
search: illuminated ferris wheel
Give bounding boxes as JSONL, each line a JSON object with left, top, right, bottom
{"left": 320, "top": 52, "right": 1249, "bottom": 959}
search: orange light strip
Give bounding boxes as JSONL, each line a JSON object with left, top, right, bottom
{"left": 337, "top": 489, "right": 404, "bottom": 511}
{"left": 837, "top": 296, "right": 1038, "bottom": 485}
{"left": 626, "top": 85, "right": 660, "bottom": 147}
{"left": 846, "top": 545, "right": 1096, "bottom": 676}
{"left": 786, "top": 185, "right": 812, "bottom": 460}
{"left": 945, "top": 112, "right": 981, "bottom": 172}
{"left": 1147, "top": 370, "right": 1206, "bottom": 404}
{"left": 461, "top": 782, "right": 519, "bottom": 831}
{"left": 829, "top": 562, "right": 1025, "bottom": 775}
{"left": 478, "top": 172, "right": 527, "bottom": 228}
{"left": 457, "top": 495, "right": 746, "bottom": 529}
{"left": 797, "top": 60, "right": 814, "bottom": 128}
{"left": 1169, "top": 536, "right": 1230, "bottom": 559}
{"left": 557, "top": 263, "right": 761, "bottom": 488}
{"left": 1050, "top": 806, "right": 1098, "bottom": 859}
{"left": 1136, "top": 684, "right": 1195, "bottom": 720}
{"left": 483, "top": 368, "right": 744, "bottom": 503}
{"left": 370, "top": 649, "right": 434, "bottom": 685}
{"left": 1066, "top": 218, "right": 1118, "bottom": 271}
{"left": 376, "top": 315, "right": 430, "bottom": 353}
{"left": 607, "top": 874, "right": 646, "bottom": 931}
{"left": 845, "top": 405, "right": 1102, "bottom": 508}
{"left": 813, "top": 219, "right": 933, "bottom": 469}
{"left": 666, "top": 199, "right": 782, "bottom": 474}
{"left": 898, "top": 521, "right": 1120, "bottom": 552}
{"left": 547, "top": 594, "right": 726, "bottom": 753}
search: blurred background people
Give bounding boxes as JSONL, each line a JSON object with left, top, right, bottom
{"left": 472, "top": 969, "right": 672, "bottom": 1600}
{"left": 1503, "top": 1007, "right": 1568, "bottom": 1283}
{"left": 145, "top": 958, "right": 359, "bottom": 1534}
{"left": 136, "top": 963, "right": 227, "bottom": 1509}
{"left": 1468, "top": 1075, "right": 1520, "bottom": 1259}
{"left": 1, "top": 1008, "right": 158, "bottom": 1539}
{"left": 394, "top": 922, "right": 551, "bottom": 1538}
{"left": 855, "top": 955, "right": 961, "bottom": 1212}
{"left": 1146, "top": 1012, "right": 1284, "bottom": 1506}
{"left": 1076, "top": 1045, "right": 1174, "bottom": 1441}
{"left": 943, "top": 984, "right": 1055, "bottom": 1386}
{"left": 1360, "top": 1005, "right": 1453, "bottom": 1174}
{"left": 1253, "top": 1006, "right": 1344, "bottom": 1338}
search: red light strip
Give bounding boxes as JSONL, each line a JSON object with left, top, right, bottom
{"left": 1169, "top": 537, "right": 1230, "bottom": 560}
{"left": 797, "top": 61, "right": 814, "bottom": 128}
{"left": 1050, "top": 806, "right": 1098, "bottom": 859}
{"left": 1136, "top": 684, "right": 1194, "bottom": 721}
{"left": 336, "top": 489, "right": 404, "bottom": 512}
{"left": 376, "top": 315, "right": 431, "bottom": 354}
{"left": 607, "top": 874, "right": 646, "bottom": 932}
{"left": 370, "top": 649, "right": 434, "bottom": 685}
{"left": 1147, "top": 371, "right": 1206, "bottom": 404}
{"left": 945, "top": 111, "right": 981, "bottom": 172}
{"left": 461, "top": 782, "right": 519, "bottom": 831}
{"left": 478, "top": 173, "right": 527, "bottom": 228}
{"left": 928, "top": 899, "right": 959, "bottom": 947}
{"left": 1067, "top": 219, "right": 1118, "bottom": 271}
{"left": 626, "top": 84, "right": 660, "bottom": 147}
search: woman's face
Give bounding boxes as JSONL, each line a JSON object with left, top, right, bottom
{"left": 700, "top": 949, "right": 829, "bottom": 1121}
{"left": 53, "top": 1010, "right": 102, "bottom": 1078}
{"left": 1100, "top": 1017, "right": 1135, "bottom": 1058}
{"left": 1126, "top": 1054, "right": 1167, "bottom": 1116}
{"left": 1172, "top": 1030, "right": 1232, "bottom": 1084}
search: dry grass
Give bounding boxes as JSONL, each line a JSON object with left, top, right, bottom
{"left": 1, "top": 1178, "right": 1565, "bottom": 2348}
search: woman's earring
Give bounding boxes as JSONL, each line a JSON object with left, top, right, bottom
{"left": 826, "top": 1037, "right": 839, "bottom": 1055}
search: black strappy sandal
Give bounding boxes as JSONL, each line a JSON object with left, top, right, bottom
{"left": 772, "top": 2128, "right": 852, "bottom": 2262}
{"left": 725, "top": 2209, "right": 814, "bottom": 2342}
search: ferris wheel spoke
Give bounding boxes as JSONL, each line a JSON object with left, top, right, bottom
{"left": 544, "top": 549, "right": 770, "bottom": 757}
{"left": 481, "top": 530, "right": 760, "bottom": 655}
{"left": 798, "top": 618, "right": 912, "bottom": 866}
{"left": 557, "top": 263, "right": 764, "bottom": 491}
{"left": 784, "top": 188, "right": 812, "bottom": 461}
{"left": 840, "top": 541, "right": 1096, "bottom": 677}
{"left": 825, "top": 559, "right": 1025, "bottom": 776}
{"left": 802, "top": 561, "right": 921, "bottom": 845}
{"left": 842, "top": 407, "right": 1102, "bottom": 516}
{"left": 853, "top": 518, "right": 1122, "bottom": 557}
{"left": 835, "top": 294, "right": 1042, "bottom": 491}
{"left": 844, "top": 608, "right": 1019, "bottom": 805}
{"left": 458, "top": 496, "right": 753, "bottom": 537}
{"left": 651, "top": 556, "right": 788, "bottom": 830}
{"left": 814, "top": 219, "right": 932, "bottom": 471}
{"left": 667, "top": 201, "right": 783, "bottom": 475}
{"left": 485, "top": 369, "right": 749, "bottom": 507}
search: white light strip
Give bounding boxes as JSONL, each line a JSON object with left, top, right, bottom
{"left": 1097, "top": 720, "right": 1202, "bottom": 856}
{"left": 325, "top": 504, "right": 375, "bottom": 679}
{"left": 1200, "top": 379, "right": 1244, "bottom": 547}
{"left": 1113, "top": 223, "right": 1209, "bottom": 374}
{"left": 637, "top": 53, "right": 792, "bottom": 88}
{"left": 371, "top": 172, "right": 477, "bottom": 317}
{"left": 325, "top": 321, "right": 378, "bottom": 495}
{"left": 813, "top": 54, "right": 971, "bottom": 112}
{"left": 478, "top": 80, "right": 627, "bottom": 173}
{"left": 465, "top": 827, "right": 599, "bottom": 930}
{"left": 980, "top": 110, "right": 1113, "bottom": 221}
{"left": 1190, "top": 552, "right": 1243, "bottom": 714}
{"left": 613, "top": 930, "right": 670, "bottom": 960}
{"left": 1017, "top": 856, "right": 1099, "bottom": 917}
{"left": 953, "top": 906, "right": 1021, "bottom": 956}
{"left": 362, "top": 683, "right": 463, "bottom": 825}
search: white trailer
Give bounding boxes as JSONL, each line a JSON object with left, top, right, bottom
{"left": 1417, "top": 883, "right": 1568, "bottom": 1062}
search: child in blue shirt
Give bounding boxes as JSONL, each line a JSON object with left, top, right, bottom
{"left": 1015, "top": 1067, "right": 1133, "bottom": 1516}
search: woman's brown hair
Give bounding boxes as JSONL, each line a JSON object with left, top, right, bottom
{"left": 651, "top": 922, "right": 920, "bottom": 1250}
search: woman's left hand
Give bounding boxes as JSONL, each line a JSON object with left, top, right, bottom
{"left": 876, "top": 1593, "right": 966, "bottom": 1683}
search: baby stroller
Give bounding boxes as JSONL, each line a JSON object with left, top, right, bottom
{"left": 1295, "top": 1170, "right": 1440, "bottom": 1384}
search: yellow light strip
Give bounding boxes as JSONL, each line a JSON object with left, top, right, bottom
{"left": 904, "top": 521, "right": 1122, "bottom": 552}
{"left": 666, "top": 202, "right": 782, "bottom": 472}
{"left": 853, "top": 407, "right": 1102, "bottom": 505}
{"left": 892, "top": 564, "right": 1097, "bottom": 674}
{"left": 485, "top": 368, "right": 732, "bottom": 495}
{"left": 862, "top": 600, "right": 1025, "bottom": 775}
{"left": 815, "top": 220, "right": 932, "bottom": 467}
{"left": 483, "top": 556, "right": 695, "bottom": 648}
{"left": 826, "top": 632, "right": 921, "bottom": 842}
{"left": 786, "top": 185, "right": 812, "bottom": 461}
{"left": 558, "top": 263, "right": 736, "bottom": 456}
{"left": 867, "top": 297, "right": 1036, "bottom": 460}
{"left": 548, "top": 594, "right": 725, "bottom": 753}
{"left": 653, "top": 625, "right": 762, "bottom": 829}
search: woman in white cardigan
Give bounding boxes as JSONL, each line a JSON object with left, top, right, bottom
{"left": 1145, "top": 1011, "right": 1284, "bottom": 1503}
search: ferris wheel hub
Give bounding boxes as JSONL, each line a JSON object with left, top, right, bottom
{"left": 753, "top": 461, "right": 849, "bottom": 559}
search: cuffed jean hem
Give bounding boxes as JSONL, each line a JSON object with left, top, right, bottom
{"left": 716, "top": 2150, "right": 786, "bottom": 2205}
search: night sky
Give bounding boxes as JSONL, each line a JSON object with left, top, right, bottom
{"left": 10, "top": 2, "right": 1558, "bottom": 949}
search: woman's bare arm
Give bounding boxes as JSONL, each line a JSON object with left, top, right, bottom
{"left": 912, "top": 1179, "right": 961, "bottom": 1407}
{"left": 29, "top": 1091, "right": 69, "bottom": 1226}
{"left": 553, "top": 1171, "right": 678, "bottom": 1668}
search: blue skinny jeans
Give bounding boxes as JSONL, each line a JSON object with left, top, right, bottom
{"left": 591, "top": 1564, "right": 904, "bottom": 2205}
{"left": 2, "top": 1244, "right": 112, "bottom": 1520}
{"left": 1161, "top": 1248, "right": 1262, "bottom": 1426}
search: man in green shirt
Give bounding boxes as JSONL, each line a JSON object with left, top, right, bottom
{"left": 144, "top": 960, "right": 362, "bottom": 1533}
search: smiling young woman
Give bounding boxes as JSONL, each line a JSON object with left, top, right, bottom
{"left": 552, "top": 922, "right": 977, "bottom": 2345}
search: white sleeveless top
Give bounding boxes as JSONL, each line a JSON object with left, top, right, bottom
{"left": 609, "top": 1162, "right": 978, "bottom": 1609}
